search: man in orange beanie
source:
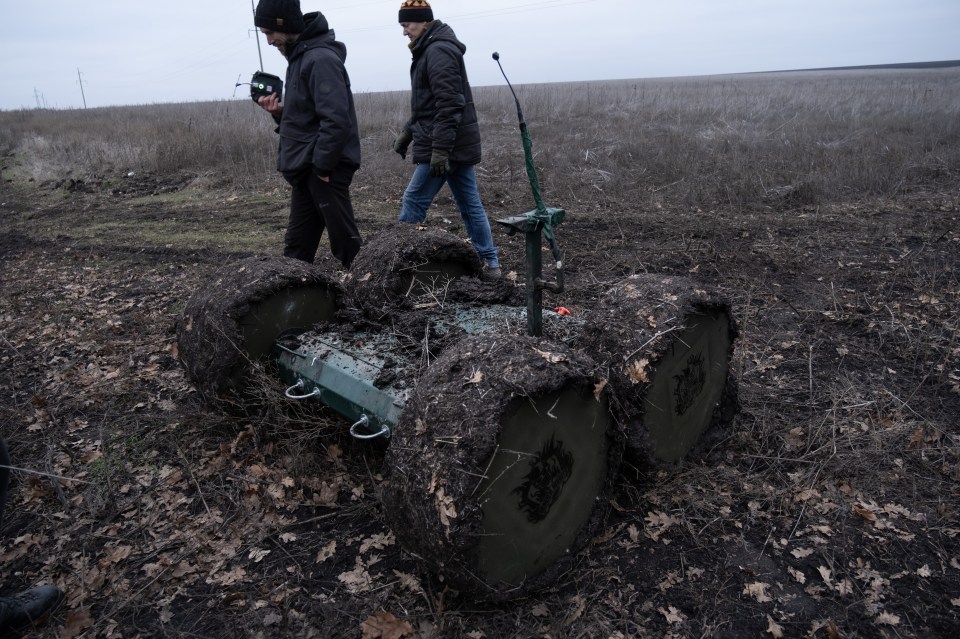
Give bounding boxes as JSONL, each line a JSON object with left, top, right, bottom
{"left": 393, "top": 1, "right": 502, "bottom": 280}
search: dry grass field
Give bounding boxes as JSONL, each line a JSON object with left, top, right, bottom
{"left": 1, "top": 67, "right": 958, "bottom": 638}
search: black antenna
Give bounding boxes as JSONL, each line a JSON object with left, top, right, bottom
{"left": 492, "top": 51, "right": 543, "bottom": 212}
{"left": 492, "top": 52, "right": 524, "bottom": 127}
{"left": 251, "top": 0, "right": 264, "bottom": 71}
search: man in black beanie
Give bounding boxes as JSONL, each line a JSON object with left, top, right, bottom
{"left": 254, "top": 0, "right": 363, "bottom": 268}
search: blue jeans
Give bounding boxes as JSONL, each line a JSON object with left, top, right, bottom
{"left": 399, "top": 163, "right": 499, "bottom": 267}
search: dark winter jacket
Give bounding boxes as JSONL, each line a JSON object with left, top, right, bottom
{"left": 276, "top": 12, "right": 361, "bottom": 183}
{"left": 404, "top": 21, "right": 482, "bottom": 165}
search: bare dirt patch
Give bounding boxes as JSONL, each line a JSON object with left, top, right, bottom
{"left": 1, "top": 172, "right": 959, "bottom": 638}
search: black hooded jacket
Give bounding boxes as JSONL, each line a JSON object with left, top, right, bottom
{"left": 404, "top": 21, "right": 482, "bottom": 165}
{"left": 276, "top": 12, "right": 361, "bottom": 183}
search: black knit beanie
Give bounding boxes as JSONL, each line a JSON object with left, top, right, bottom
{"left": 255, "top": 0, "right": 305, "bottom": 33}
{"left": 398, "top": 0, "right": 433, "bottom": 23}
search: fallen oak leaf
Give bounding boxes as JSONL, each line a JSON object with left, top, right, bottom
{"left": 853, "top": 503, "right": 877, "bottom": 524}
{"left": 79, "top": 449, "right": 103, "bottom": 464}
{"left": 644, "top": 511, "right": 679, "bottom": 543}
{"left": 766, "top": 614, "right": 784, "bottom": 638}
{"left": 338, "top": 557, "right": 373, "bottom": 594}
{"left": 876, "top": 611, "right": 900, "bottom": 626}
{"left": 360, "top": 532, "right": 395, "bottom": 554}
{"left": 817, "top": 566, "right": 833, "bottom": 585}
{"left": 563, "top": 595, "right": 587, "bottom": 626}
{"left": 744, "top": 582, "right": 773, "bottom": 603}
{"left": 248, "top": 548, "right": 271, "bottom": 563}
{"left": 824, "top": 619, "right": 844, "bottom": 639}
{"left": 98, "top": 545, "right": 133, "bottom": 568}
{"left": 361, "top": 611, "right": 415, "bottom": 639}
{"left": 62, "top": 608, "right": 95, "bottom": 639}
{"left": 658, "top": 606, "right": 685, "bottom": 624}
{"left": 316, "top": 540, "right": 337, "bottom": 563}
{"left": 393, "top": 570, "right": 423, "bottom": 594}
{"left": 626, "top": 358, "right": 651, "bottom": 384}
{"left": 435, "top": 487, "right": 458, "bottom": 528}
{"left": 593, "top": 378, "right": 608, "bottom": 401}
{"left": 532, "top": 347, "right": 568, "bottom": 364}
{"left": 787, "top": 566, "right": 806, "bottom": 584}
{"left": 263, "top": 610, "right": 282, "bottom": 626}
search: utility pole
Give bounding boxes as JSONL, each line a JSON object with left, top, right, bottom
{"left": 34, "top": 88, "right": 41, "bottom": 109}
{"left": 251, "top": 0, "right": 264, "bottom": 71}
{"left": 77, "top": 68, "right": 87, "bottom": 109}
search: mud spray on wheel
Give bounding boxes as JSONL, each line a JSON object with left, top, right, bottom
{"left": 176, "top": 53, "right": 739, "bottom": 598}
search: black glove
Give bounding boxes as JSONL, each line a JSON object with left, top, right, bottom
{"left": 430, "top": 149, "right": 450, "bottom": 178}
{"left": 393, "top": 129, "right": 413, "bottom": 159}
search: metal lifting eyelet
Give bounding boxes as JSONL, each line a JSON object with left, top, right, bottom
{"left": 349, "top": 414, "right": 391, "bottom": 440}
{"left": 284, "top": 379, "right": 321, "bottom": 400}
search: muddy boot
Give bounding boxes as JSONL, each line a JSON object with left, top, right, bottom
{"left": 480, "top": 264, "right": 502, "bottom": 281}
{"left": 0, "top": 584, "right": 65, "bottom": 634}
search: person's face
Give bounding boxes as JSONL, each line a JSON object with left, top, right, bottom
{"left": 401, "top": 22, "right": 428, "bottom": 43}
{"left": 260, "top": 29, "right": 299, "bottom": 57}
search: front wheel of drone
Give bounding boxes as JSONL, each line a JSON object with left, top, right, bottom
{"left": 380, "top": 335, "right": 624, "bottom": 598}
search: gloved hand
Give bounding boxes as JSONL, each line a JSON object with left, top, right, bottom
{"left": 430, "top": 149, "right": 450, "bottom": 177}
{"left": 393, "top": 129, "right": 413, "bottom": 159}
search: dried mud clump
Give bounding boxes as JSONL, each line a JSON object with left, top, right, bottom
{"left": 176, "top": 255, "right": 344, "bottom": 402}
{"left": 347, "top": 224, "right": 506, "bottom": 315}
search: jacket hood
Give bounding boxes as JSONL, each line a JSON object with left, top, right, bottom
{"left": 290, "top": 12, "right": 346, "bottom": 62}
{"left": 411, "top": 21, "right": 465, "bottom": 57}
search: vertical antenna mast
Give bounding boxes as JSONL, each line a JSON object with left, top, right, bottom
{"left": 251, "top": 0, "right": 264, "bottom": 71}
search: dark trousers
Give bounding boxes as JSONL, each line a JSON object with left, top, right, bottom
{"left": 285, "top": 168, "right": 363, "bottom": 268}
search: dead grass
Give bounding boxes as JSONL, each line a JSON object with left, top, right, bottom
{"left": 2, "top": 68, "right": 957, "bottom": 210}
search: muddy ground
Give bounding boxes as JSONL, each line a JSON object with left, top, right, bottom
{"left": 1, "top": 170, "right": 958, "bottom": 638}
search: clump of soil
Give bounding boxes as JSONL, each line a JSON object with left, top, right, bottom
{"left": 347, "top": 223, "right": 516, "bottom": 315}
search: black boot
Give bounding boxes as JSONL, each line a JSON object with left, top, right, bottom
{"left": 0, "top": 584, "right": 65, "bottom": 634}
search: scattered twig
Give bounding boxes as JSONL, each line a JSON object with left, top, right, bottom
{"left": 0, "top": 463, "right": 92, "bottom": 484}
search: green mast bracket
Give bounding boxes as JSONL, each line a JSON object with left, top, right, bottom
{"left": 496, "top": 208, "right": 565, "bottom": 338}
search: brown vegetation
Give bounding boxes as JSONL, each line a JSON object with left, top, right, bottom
{"left": 3, "top": 67, "right": 958, "bottom": 211}
{"left": 0, "top": 68, "right": 958, "bottom": 638}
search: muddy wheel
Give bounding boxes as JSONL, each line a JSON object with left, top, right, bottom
{"left": 176, "top": 255, "right": 344, "bottom": 402}
{"left": 347, "top": 224, "right": 488, "bottom": 315}
{"left": 582, "top": 274, "right": 739, "bottom": 463}
{"left": 380, "top": 335, "right": 623, "bottom": 597}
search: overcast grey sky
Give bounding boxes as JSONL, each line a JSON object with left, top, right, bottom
{"left": 1, "top": 0, "right": 958, "bottom": 110}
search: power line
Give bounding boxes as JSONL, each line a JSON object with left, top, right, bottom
{"left": 338, "top": 0, "right": 604, "bottom": 34}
